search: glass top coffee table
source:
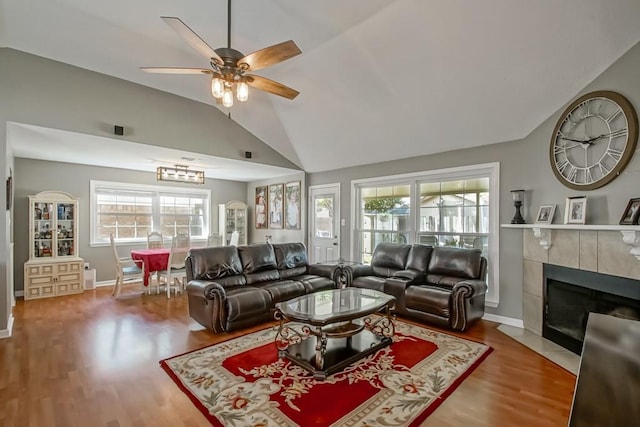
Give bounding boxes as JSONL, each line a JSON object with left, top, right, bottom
{"left": 274, "top": 288, "right": 395, "bottom": 379}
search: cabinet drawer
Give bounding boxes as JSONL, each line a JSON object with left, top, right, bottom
{"left": 28, "top": 276, "right": 54, "bottom": 287}
{"left": 57, "top": 263, "right": 82, "bottom": 274}
{"left": 58, "top": 272, "right": 81, "bottom": 282}
{"left": 26, "top": 265, "right": 54, "bottom": 276}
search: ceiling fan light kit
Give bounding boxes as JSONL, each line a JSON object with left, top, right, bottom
{"left": 141, "top": 0, "right": 300, "bottom": 108}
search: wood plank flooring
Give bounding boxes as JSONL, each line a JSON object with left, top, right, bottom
{"left": 0, "top": 287, "right": 576, "bottom": 426}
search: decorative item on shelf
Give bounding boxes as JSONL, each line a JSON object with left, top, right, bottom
{"left": 535, "top": 204, "right": 556, "bottom": 224}
{"left": 510, "top": 190, "right": 525, "bottom": 224}
{"left": 619, "top": 198, "right": 640, "bottom": 225}
{"left": 156, "top": 164, "right": 205, "bottom": 184}
{"left": 564, "top": 196, "right": 587, "bottom": 224}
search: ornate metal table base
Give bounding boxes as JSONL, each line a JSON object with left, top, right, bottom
{"left": 274, "top": 306, "right": 395, "bottom": 380}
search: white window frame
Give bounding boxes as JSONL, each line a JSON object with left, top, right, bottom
{"left": 90, "top": 180, "right": 211, "bottom": 246}
{"left": 351, "top": 162, "right": 500, "bottom": 307}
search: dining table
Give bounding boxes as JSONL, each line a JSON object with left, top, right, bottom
{"left": 130, "top": 248, "right": 171, "bottom": 287}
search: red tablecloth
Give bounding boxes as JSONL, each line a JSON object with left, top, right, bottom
{"left": 131, "top": 248, "right": 170, "bottom": 286}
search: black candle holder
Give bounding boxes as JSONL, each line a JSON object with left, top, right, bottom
{"left": 511, "top": 190, "right": 525, "bottom": 224}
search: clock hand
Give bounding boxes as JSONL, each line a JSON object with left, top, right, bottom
{"left": 560, "top": 137, "right": 589, "bottom": 143}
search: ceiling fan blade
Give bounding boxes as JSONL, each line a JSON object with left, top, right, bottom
{"left": 161, "top": 16, "right": 223, "bottom": 65}
{"left": 140, "top": 67, "right": 213, "bottom": 75}
{"left": 246, "top": 75, "right": 299, "bottom": 100}
{"left": 238, "top": 40, "right": 301, "bottom": 72}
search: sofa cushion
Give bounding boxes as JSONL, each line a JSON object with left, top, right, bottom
{"left": 225, "top": 287, "right": 273, "bottom": 324}
{"left": 351, "top": 276, "right": 386, "bottom": 292}
{"left": 291, "top": 275, "right": 336, "bottom": 293}
{"left": 187, "top": 246, "right": 244, "bottom": 282}
{"left": 279, "top": 266, "right": 308, "bottom": 280}
{"left": 273, "top": 242, "right": 309, "bottom": 269}
{"left": 371, "top": 243, "right": 411, "bottom": 277}
{"left": 426, "top": 274, "right": 468, "bottom": 289}
{"left": 406, "top": 244, "right": 433, "bottom": 273}
{"left": 428, "top": 247, "right": 482, "bottom": 279}
{"left": 244, "top": 269, "right": 280, "bottom": 285}
{"left": 238, "top": 244, "right": 278, "bottom": 273}
{"left": 259, "top": 280, "right": 307, "bottom": 304}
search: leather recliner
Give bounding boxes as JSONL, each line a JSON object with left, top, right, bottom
{"left": 349, "top": 243, "right": 487, "bottom": 331}
{"left": 185, "top": 242, "right": 338, "bottom": 333}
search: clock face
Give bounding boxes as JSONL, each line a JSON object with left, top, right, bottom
{"left": 550, "top": 91, "right": 638, "bottom": 190}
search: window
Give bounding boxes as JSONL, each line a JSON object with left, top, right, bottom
{"left": 91, "top": 181, "right": 210, "bottom": 245}
{"left": 352, "top": 163, "right": 500, "bottom": 306}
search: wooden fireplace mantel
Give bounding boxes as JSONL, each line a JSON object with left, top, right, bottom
{"left": 501, "top": 224, "right": 640, "bottom": 260}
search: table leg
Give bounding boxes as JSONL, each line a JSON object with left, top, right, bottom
{"left": 314, "top": 327, "right": 328, "bottom": 370}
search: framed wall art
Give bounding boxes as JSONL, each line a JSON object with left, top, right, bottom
{"left": 284, "top": 181, "right": 301, "bottom": 229}
{"left": 619, "top": 198, "right": 640, "bottom": 225}
{"left": 269, "top": 183, "right": 284, "bottom": 229}
{"left": 255, "top": 186, "right": 268, "bottom": 229}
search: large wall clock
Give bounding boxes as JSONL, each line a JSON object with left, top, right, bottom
{"left": 550, "top": 90, "right": 638, "bottom": 190}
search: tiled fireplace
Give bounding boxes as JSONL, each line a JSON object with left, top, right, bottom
{"left": 522, "top": 229, "right": 640, "bottom": 345}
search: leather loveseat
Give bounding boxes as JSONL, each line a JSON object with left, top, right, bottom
{"left": 185, "top": 242, "right": 338, "bottom": 333}
{"left": 349, "top": 243, "right": 487, "bottom": 331}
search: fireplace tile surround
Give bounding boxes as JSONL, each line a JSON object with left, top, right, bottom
{"left": 521, "top": 228, "right": 640, "bottom": 336}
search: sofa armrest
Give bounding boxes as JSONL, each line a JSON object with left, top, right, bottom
{"left": 452, "top": 279, "right": 487, "bottom": 298}
{"left": 349, "top": 264, "right": 373, "bottom": 279}
{"left": 186, "top": 280, "right": 227, "bottom": 300}
{"left": 451, "top": 279, "right": 487, "bottom": 331}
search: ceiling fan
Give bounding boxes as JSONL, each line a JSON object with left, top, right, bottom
{"left": 140, "top": 0, "right": 301, "bottom": 108}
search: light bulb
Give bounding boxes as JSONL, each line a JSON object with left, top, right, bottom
{"left": 211, "top": 77, "right": 224, "bottom": 98}
{"left": 222, "top": 88, "right": 234, "bottom": 107}
{"left": 236, "top": 82, "right": 249, "bottom": 102}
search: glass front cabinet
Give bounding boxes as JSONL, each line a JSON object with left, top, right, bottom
{"left": 24, "top": 191, "right": 84, "bottom": 300}
{"left": 219, "top": 201, "right": 248, "bottom": 246}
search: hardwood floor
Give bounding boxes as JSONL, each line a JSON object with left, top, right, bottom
{"left": 0, "top": 287, "right": 576, "bottom": 426}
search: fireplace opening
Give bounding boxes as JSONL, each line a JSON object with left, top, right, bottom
{"left": 543, "top": 264, "right": 640, "bottom": 355}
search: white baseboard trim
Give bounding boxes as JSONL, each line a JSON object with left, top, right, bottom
{"left": 482, "top": 313, "right": 524, "bottom": 328}
{"left": 15, "top": 290, "right": 24, "bottom": 297}
{"left": 96, "top": 280, "right": 115, "bottom": 288}
{"left": 0, "top": 314, "right": 14, "bottom": 339}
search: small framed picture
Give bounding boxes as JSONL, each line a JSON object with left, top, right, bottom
{"left": 564, "top": 197, "right": 587, "bottom": 224}
{"left": 619, "top": 198, "right": 640, "bottom": 225}
{"left": 535, "top": 205, "right": 555, "bottom": 224}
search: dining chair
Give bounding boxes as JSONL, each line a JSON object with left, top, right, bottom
{"left": 110, "top": 234, "right": 143, "bottom": 297}
{"left": 157, "top": 233, "right": 190, "bottom": 298}
{"left": 207, "top": 232, "right": 222, "bottom": 247}
{"left": 229, "top": 230, "right": 240, "bottom": 246}
{"left": 147, "top": 231, "right": 164, "bottom": 248}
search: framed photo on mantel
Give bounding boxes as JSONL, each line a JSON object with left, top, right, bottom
{"left": 564, "top": 196, "right": 587, "bottom": 224}
{"left": 619, "top": 198, "right": 640, "bottom": 225}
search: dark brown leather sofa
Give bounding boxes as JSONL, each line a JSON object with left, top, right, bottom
{"left": 349, "top": 243, "right": 487, "bottom": 331}
{"left": 185, "top": 242, "right": 338, "bottom": 333}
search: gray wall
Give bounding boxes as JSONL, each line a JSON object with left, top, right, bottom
{"left": 309, "top": 41, "right": 640, "bottom": 320}
{"left": 13, "top": 158, "right": 247, "bottom": 288}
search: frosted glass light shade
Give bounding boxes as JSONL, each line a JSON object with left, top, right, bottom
{"left": 236, "top": 82, "right": 249, "bottom": 102}
{"left": 222, "top": 88, "right": 234, "bottom": 107}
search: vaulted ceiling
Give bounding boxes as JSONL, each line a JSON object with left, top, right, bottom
{"left": 3, "top": 0, "right": 640, "bottom": 173}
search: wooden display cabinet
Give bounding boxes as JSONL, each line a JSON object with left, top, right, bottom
{"left": 24, "top": 191, "right": 84, "bottom": 300}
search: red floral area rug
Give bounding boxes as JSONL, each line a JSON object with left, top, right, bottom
{"left": 160, "top": 319, "right": 492, "bottom": 426}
